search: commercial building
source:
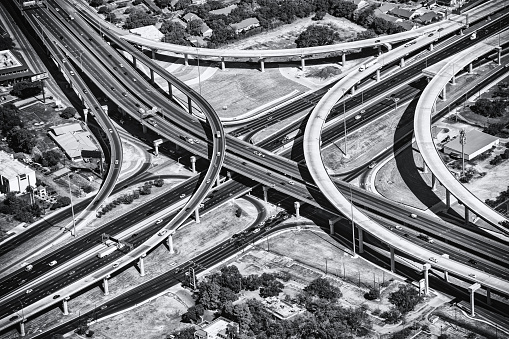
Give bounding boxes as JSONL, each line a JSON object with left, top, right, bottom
{"left": 0, "top": 50, "right": 33, "bottom": 85}
{"left": 194, "top": 317, "right": 238, "bottom": 339}
{"left": 0, "top": 151, "right": 36, "bottom": 193}
{"left": 442, "top": 129, "right": 499, "bottom": 161}
{"left": 48, "top": 122, "right": 99, "bottom": 162}
{"left": 230, "top": 18, "right": 260, "bottom": 34}
{"left": 129, "top": 25, "right": 164, "bottom": 41}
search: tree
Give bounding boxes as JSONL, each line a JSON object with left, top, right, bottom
{"left": 0, "top": 36, "right": 15, "bottom": 50}
{"left": 388, "top": 284, "right": 423, "bottom": 314}
{"left": 7, "top": 127, "right": 37, "bottom": 153}
{"left": 52, "top": 196, "right": 71, "bottom": 209}
{"left": 187, "top": 18, "right": 204, "bottom": 36}
{"left": 295, "top": 25, "right": 339, "bottom": 48}
{"left": 10, "top": 81, "right": 42, "bottom": 99}
{"left": 0, "top": 104, "right": 24, "bottom": 135}
{"left": 89, "top": 0, "right": 104, "bottom": 6}
{"left": 83, "top": 185, "right": 94, "bottom": 194}
{"left": 329, "top": 0, "right": 357, "bottom": 19}
{"left": 170, "top": 327, "right": 196, "bottom": 339}
{"left": 105, "top": 12, "right": 117, "bottom": 22}
{"left": 210, "top": 26, "right": 236, "bottom": 44}
{"left": 161, "top": 22, "right": 190, "bottom": 45}
{"left": 197, "top": 280, "right": 222, "bottom": 310}
{"left": 133, "top": 190, "right": 140, "bottom": 199}
{"left": 216, "top": 265, "right": 243, "bottom": 293}
{"left": 60, "top": 107, "right": 77, "bottom": 119}
{"left": 124, "top": 9, "right": 157, "bottom": 29}
{"left": 182, "top": 304, "right": 204, "bottom": 323}
{"left": 355, "top": 29, "right": 377, "bottom": 40}
{"left": 380, "top": 307, "right": 402, "bottom": 324}
{"left": 97, "top": 5, "right": 111, "bottom": 13}
{"left": 259, "top": 279, "right": 284, "bottom": 298}
{"left": 304, "top": 278, "right": 342, "bottom": 301}
{"left": 40, "top": 150, "right": 62, "bottom": 167}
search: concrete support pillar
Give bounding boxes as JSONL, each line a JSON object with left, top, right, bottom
{"left": 431, "top": 173, "right": 437, "bottom": 191}
{"left": 423, "top": 161, "right": 428, "bottom": 173}
{"left": 153, "top": 143, "right": 159, "bottom": 157}
{"left": 84, "top": 110, "right": 88, "bottom": 124}
{"left": 469, "top": 283, "right": 481, "bottom": 317}
{"left": 329, "top": 219, "right": 335, "bottom": 235}
{"left": 341, "top": 53, "right": 346, "bottom": 67}
{"left": 103, "top": 276, "right": 110, "bottom": 296}
{"left": 142, "top": 124, "right": 147, "bottom": 133}
{"left": 442, "top": 86, "right": 447, "bottom": 101}
{"left": 139, "top": 256, "right": 145, "bottom": 277}
{"left": 216, "top": 176, "right": 221, "bottom": 187}
{"left": 260, "top": 58, "right": 265, "bottom": 72}
{"left": 298, "top": 56, "right": 305, "bottom": 71}
{"left": 221, "top": 57, "right": 225, "bottom": 71}
{"left": 429, "top": 43, "right": 434, "bottom": 51}
{"left": 151, "top": 49, "right": 156, "bottom": 59}
{"left": 190, "top": 156, "right": 196, "bottom": 173}
{"left": 441, "top": 254, "right": 449, "bottom": 282}
{"left": 465, "top": 207, "right": 470, "bottom": 225}
{"left": 496, "top": 47, "right": 502, "bottom": 65}
{"left": 133, "top": 56, "right": 137, "bottom": 68}
{"left": 195, "top": 208, "right": 200, "bottom": 223}
{"left": 390, "top": 246, "right": 395, "bottom": 273}
{"left": 351, "top": 85, "right": 356, "bottom": 95}
{"left": 423, "top": 263, "right": 431, "bottom": 295}
{"left": 487, "top": 287, "right": 491, "bottom": 305}
{"left": 294, "top": 201, "right": 300, "bottom": 219}
{"left": 19, "top": 322, "right": 25, "bottom": 337}
{"left": 400, "top": 57, "right": 405, "bottom": 68}
{"left": 188, "top": 96, "right": 193, "bottom": 114}
{"left": 377, "top": 45, "right": 381, "bottom": 56}
{"left": 63, "top": 297, "right": 69, "bottom": 315}
{"left": 446, "top": 190, "right": 451, "bottom": 208}
{"left": 168, "top": 81, "right": 173, "bottom": 99}
{"left": 150, "top": 69, "right": 155, "bottom": 83}
{"left": 184, "top": 54, "right": 189, "bottom": 66}
{"left": 358, "top": 228, "right": 364, "bottom": 253}
{"left": 466, "top": 13, "right": 469, "bottom": 27}
{"left": 167, "top": 233, "right": 174, "bottom": 253}
{"left": 468, "top": 63, "right": 473, "bottom": 74}
{"left": 376, "top": 69, "right": 381, "bottom": 83}
{"left": 451, "top": 73, "right": 456, "bottom": 85}
{"left": 262, "top": 186, "right": 268, "bottom": 202}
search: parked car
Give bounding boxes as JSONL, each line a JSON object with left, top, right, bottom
{"left": 49, "top": 260, "right": 57, "bottom": 266}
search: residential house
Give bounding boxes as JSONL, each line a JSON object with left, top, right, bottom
{"left": 201, "top": 23, "right": 213, "bottom": 38}
{"left": 187, "top": 36, "right": 207, "bottom": 47}
{"left": 182, "top": 13, "right": 203, "bottom": 23}
{"left": 230, "top": 17, "right": 260, "bottom": 34}
{"left": 389, "top": 7, "right": 416, "bottom": 20}
{"left": 374, "top": 9, "right": 399, "bottom": 22}
{"left": 348, "top": 0, "right": 368, "bottom": 9}
{"left": 129, "top": 25, "right": 164, "bottom": 41}
{"left": 170, "top": 17, "right": 187, "bottom": 29}
{"left": 378, "top": 2, "right": 396, "bottom": 13}
{"left": 209, "top": 4, "right": 237, "bottom": 15}
{"left": 396, "top": 20, "right": 417, "bottom": 31}
{"left": 415, "top": 11, "right": 441, "bottom": 24}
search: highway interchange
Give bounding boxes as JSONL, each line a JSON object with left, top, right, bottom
{"left": 1, "top": 0, "right": 509, "bottom": 336}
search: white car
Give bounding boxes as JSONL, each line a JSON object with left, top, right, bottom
{"left": 155, "top": 219, "right": 163, "bottom": 224}
{"left": 115, "top": 160, "right": 119, "bottom": 165}
{"left": 24, "top": 264, "right": 33, "bottom": 272}
{"left": 288, "top": 181, "right": 295, "bottom": 185}
{"left": 180, "top": 194, "right": 186, "bottom": 199}
{"left": 368, "top": 162, "right": 376, "bottom": 169}
{"left": 395, "top": 225, "right": 402, "bottom": 230}
{"left": 252, "top": 228, "right": 260, "bottom": 234}
{"left": 26, "top": 289, "right": 33, "bottom": 294}
{"left": 429, "top": 257, "right": 438, "bottom": 263}
{"left": 49, "top": 260, "right": 57, "bottom": 266}
{"left": 109, "top": 128, "right": 113, "bottom": 133}
{"left": 112, "top": 263, "right": 119, "bottom": 268}
{"left": 158, "top": 230, "right": 167, "bottom": 236}
{"left": 355, "top": 115, "right": 362, "bottom": 120}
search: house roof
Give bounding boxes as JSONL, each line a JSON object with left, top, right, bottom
{"left": 170, "top": 18, "right": 187, "bottom": 28}
{"left": 0, "top": 151, "right": 34, "bottom": 180}
{"left": 52, "top": 122, "right": 83, "bottom": 136}
{"left": 374, "top": 9, "right": 399, "bottom": 22}
{"left": 231, "top": 17, "right": 260, "bottom": 31}
{"left": 378, "top": 3, "right": 396, "bottom": 13}
{"left": 209, "top": 4, "right": 237, "bottom": 15}
{"left": 443, "top": 129, "right": 499, "bottom": 155}
{"left": 201, "top": 23, "right": 212, "bottom": 34}
{"left": 390, "top": 7, "right": 414, "bottom": 19}
{"left": 129, "top": 25, "right": 164, "bottom": 41}
{"left": 49, "top": 124, "right": 98, "bottom": 159}
{"left": 416, "top": 11, "right": 440, "bottom": 22}
{"left": 396, "top": 20, "right": 415, "bottom": 31}
{"left": 182, "top": 13, "right": 202, "bottom": 22}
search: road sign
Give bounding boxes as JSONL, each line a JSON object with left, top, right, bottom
{"left": 30, "top": 72, "right": 48, "bottom": 82}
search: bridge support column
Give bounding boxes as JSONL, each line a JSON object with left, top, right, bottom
{"left": 221, "top": 57, "right": 225, "bottom": 71}
{"left": 19, "top": 322, "right": 25, "bottom": 337}
{"left": 167, "top": 233, "right": 175, "bottom": 253}
{"left": 168, "top": 81, "right": 173, "bottom": 100}
{"left": 487, "top": 287, "right": 491, "bottom": 305}
{"left": 139, "top": 255, "right": 146, "bottom": 277}
{"left": 329, "top": 219, "right": 335, "bottom": 235}
{"left": 150, "top": 69, "right": 155, "bottom": 83}
{"left": 63, "top": 297, "right": 70, "bottom": 315}
{"left": 184, "top": 54, "right": 189, "bottom": 66}
{"left": 358, "top": 228, "right": 364, "bottom": 253}
{"left": 496, "top": 47, "right": 502, "bottom": 65}
{"left": 341, "top": 53, "right": 346, "bottom": 67}
{"left": 151, "top": 49, "right": 156, "bottom": 59}
{"left": 142, "top": 123, "right": 147, "bottom": 133}
{"left": 376, "top": 69, "right": 381, "bottom": 83}
{"left": 216, "top": 176, "right": 221, "bottom": 187}
{"left": 446, "top": 190, "right": 451, "bottom": 208}
{"left": 431, "top": 173, "right": 437, "bottom": 191}
{"left": 350, "top": 85, "right": 356, "bottom": 95}
{"left": 294, "top": 201, "right": 300, "bottom": 219}
{"left": 195, "top": 208, "right": 200, "bottom": 224}
{"left": 464, "top": 207, "right": 470, "bottom": 225}
{"left": 466, "top": 13, "right": 470, "bottom": 28}
{"left": 400, "top": 57, "right": 405, "bottom": 68}
{"left": 84, "top": 109, "right": 88, "bottom": 124}
{"left": 423, "top": 263, "right": 431, "bottom": 295}
{"left": 103, "top": 275, "right": 110, "bottom": 296}
{"left": 260, "top": 58, "right": 265, "bottom": 72}
{"left": 390, "top": 246, "right": 395, "bottom": 273}
{"left": 262, "top": 186, "right": 268, "bottom": 202}
{"left": 133, "top": 56, "right": 137, "bottom": 68}
{"left": 190, "top": 156, "right": 197, "bottom": 173}
{"left": 153, "top": 141, "right": 159, "bottom": 157}
{"left": 300, "top": 56, "right": 305, "bottom": 71}
{"left": 469, "top": 283, "right": 481, "bottom": 317}
{"left": 441, "top": 254, "right": 449, "bottom": 282}
{"left": 429, "top": 43, "right": 434, "bottom": 52}
{"left": 451, "top": 73, "right": 456, "bottom": 85}
{"left": 377, "top": 45, "right": 381, "bottom": 56}
{"left": 442, "top": 86, "right": 447, "bottom": 101}
{"left": 468, "top": 63, "right": 473, "bottom": 74}
{"left": 422, "top": 161, "right": 428, "bottom": 173}
{"left": 188, "top": 96, "right": 193, "bottom": 114}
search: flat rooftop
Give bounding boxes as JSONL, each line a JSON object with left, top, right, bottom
{"left": 0, "top": 151, "right": 34, "bottom": 179}
{"left": 443, "top": 129, "right": 499, "bottom": 154}
{"left": 0, "top": 50, "right": 22, "bottom": 70}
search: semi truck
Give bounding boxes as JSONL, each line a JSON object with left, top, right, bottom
{"left": 359, "top": 59, "right": 378, "bottom": 72}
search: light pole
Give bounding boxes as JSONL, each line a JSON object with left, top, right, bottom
{"left": 460, "top": 129, "right": 466, "bottom": 176}
{"left": 342, "top": 89, "right": 349, "bottom": 158}
{"left": 386, "top": 95, "right": 400, "bottom": 110}
{"left": 350, "top": 185, "right": 357, "bottom": 258}
{"left": 68, "top": 173, "right": 77, "bottom": 237}
{"left": 196, "top": 48, "right": 202, "bottom": 95}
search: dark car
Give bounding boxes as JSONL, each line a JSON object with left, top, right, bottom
{"left": 53, "top": 294, "right": 60, "bottom": 299}
{"left": 468, "top": 259, "right": 478, "bottom": 265}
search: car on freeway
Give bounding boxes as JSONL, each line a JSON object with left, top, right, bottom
{"left": 368, "top": 161, "right": 376, "bottom": 169}
{"left": 395, "top": 225, "right": 402, "bottom": 230}
{"left": 252, "top": 228, "right": 260, "bottom": 234}
{"left": 122, "top": 92, "right": 127, "bottom": 97}
{"left": 429, "top": 257, "right": 438, "bottom": 263}
{"left": 115, "top": 160, "right": 119, "bottom": 165}
{"left": 403, "top": 233, "right": 409, "bottom": 237}
{"left": 410, "top": 213, "right": 418, "bottom": 219}
{"left": 69, "top": 71, "right": 75, "bottom": 76}
{"left": 109, "top": 128, "right": 113, "bottom": 133}
{"left": 158, "top": 230, "right": 167, "bottom": 236}
{"left": 206, "top": 179, "right": 211, "bottom": 184}
{"left": 83, "top": 89, "right": 88, "bottom": 94}
{"left": 469, "top": 273, "right": 476, "bottom": 278}
{"left": 355, "top": 114, "right": 362, "bottom": 120}
{"left": 375, "top": 39, "right": 380, "bottom": 43}
{"left": 49, "top": 260, "right": 57, "bottom": 266}
{"left": 180, "top": 194, "right": 186, "bottom": 199}
{"left": 199, "top": 203, "right": 205, "bottom": 209}
{"left": 156, "top": 219, "right": 163, "bottom": 224}
{"left": 100, "top": 305, "right": 108, "bottom": 310}
{"left": 112, "top": 263, "right": 119, "bottom": 268}
{"left": 148, "top": 118, "right": 157, "bottom": 126}
{"left": 25, "top": 264, "right": 33, "bottom": 272}
{"left": 69, "top": 270, "right": 75, "bottom": 276}
{"left": 217, "top": 151, "right": 221, "bottom": 157}
{"left": 288, "top": 180, "right": 295, "bottom": 185}
{"left": 468, "top": 259, "right": 478, "bottom": 265}
{"left": 111, "top": 87, "right": 115, "bottom": 91}
{"left": 113, "top": 66, "right": 118, "bottom": 71}
{"left": 108, "top": 54, "right": 112, "bottom": 58}
{"left": 52, "top": 294, "right": 60, "bottom": 299}
{"left": 26, "top": 289, "right": 33, "bottom": 294}
{"left": 55, "top": 7, "right": 59, "bottom": 11}
{"left": 194, "top": 139, "right": 200, "bottom": 144}
{"left": 119, "top": 64, "right": 124, "bottom": 68}
{"left": 438, "top": 27, "right": 444, "bottom": 32}
{"left": 428, "top": 32, "right": 434, "bottom": 37}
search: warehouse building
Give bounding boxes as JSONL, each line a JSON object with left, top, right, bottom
{"left": 442, "top": 129, "right": 499, "bottom": 161}
{"left": 0, "top": 151, "right": 36, "bottom": 193}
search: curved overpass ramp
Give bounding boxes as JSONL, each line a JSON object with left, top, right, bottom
{"left": 414, "top": 34, "right": 509, "bottom": 232}
{"left": 303, "top": 53, "right": 509, "bottom": 296}
{"left": 118, "top": 0, "right": 506, "bottom": 62}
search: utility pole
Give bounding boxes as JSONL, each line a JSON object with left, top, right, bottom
{"left": 460, "top": 129, "right": 466, "bottom": 176}
{"left": 68, "top": 173, "right": 77, "bottom": 237}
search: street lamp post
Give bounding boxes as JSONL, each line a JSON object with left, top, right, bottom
{"left": 342, "top": 89, "right": 349, "bottom": 158}
{"left": 460, "top": 129, "right": 467, "bottom": 176}
{"left": 68, "top": 173, "right": 77, "bottom": 237}
{"left": 350, "top": 185, "right": 357, "bottom": 258}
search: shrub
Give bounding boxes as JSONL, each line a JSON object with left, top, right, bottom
{"left": 380, "top": 307, "right": 402, "bottom": 324}
{"left": 364, "top": 287, "right": 380, "bottom": 300}
{"left": 82, "top": 185, "right": 94, "bottom": 194}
